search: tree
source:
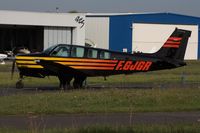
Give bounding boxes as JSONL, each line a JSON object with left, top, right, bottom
{"left": 68, "top": 10, "right": 79, "bottom": 13}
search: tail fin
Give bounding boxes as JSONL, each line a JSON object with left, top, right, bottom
{"left": 154, "top": 28, "right": 191, "bottom": 61}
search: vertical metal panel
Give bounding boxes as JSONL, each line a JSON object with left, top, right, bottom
{"left": 62, "top": 28, "right": 67, "bottom": 44}
{"left": 53, "top": 27, "right": 57, "bottom": 44}
{"left": 85, "top": 17, "right": 109, "bottom": 48}
{"left": 198, "top": 29, "right": 200, "bottom": 59}
{"left": 57, "top": 28, "right": 62, "bottom": 43}
{"left": 66, "top": 28, "right": 72, "bottom": 44}
{"left": 44, "top": 27, "right": 72, "bottom": 49}
{"left": 108, "top": 13, "right": 200, "bottom": 59}
{"left": 44, "top": 27, "right": 49, "bottom": 50}
{"left": 48, "top": 27, "right": 53, "bottom": 46}
{"left": 132, "top": 23, "right": 198, "bottom": 60}
{"left": 109, "top": 15, "right": 133, "bottom": 52}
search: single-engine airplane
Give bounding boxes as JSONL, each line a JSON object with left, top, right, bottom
{"left": 13, "top": 28, "right": 191, "bottom": 89}
{"left": 0, "top": 53, "right": 7, "bottom": 64}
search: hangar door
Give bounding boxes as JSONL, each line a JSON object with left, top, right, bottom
{"left": 132, "top": 23, "right": 198, "bottom": 60}
{"left": 0, "top": 25, "right": 43, "bottom": 52}
{"left": 44, "top": 27, "right": 72, "bottom": 50}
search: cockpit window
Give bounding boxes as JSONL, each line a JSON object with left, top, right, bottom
{"left": 43, "top": 45, "right": 57, "bottom": 54}
{"left": 100, "top": 51, "right": 111, "bottom": 59}
{"left": 71, "top": 46, "right": 85, "bottom": 57}
{"left": 50, "top": 46, "right": 70, "bottom": 57}
{"left": 87, "top": 49, "right": 97, "bottom": 58}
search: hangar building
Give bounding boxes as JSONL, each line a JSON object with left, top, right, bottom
{"left": 86, "top": 13, "right": 200, "bottom": 60}
{"left": 0, "top": 10, "right": 85, "bottom": 52}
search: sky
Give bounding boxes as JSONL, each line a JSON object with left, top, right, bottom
{"left": 0, "top": 0, "right": 200, "bottom": 17}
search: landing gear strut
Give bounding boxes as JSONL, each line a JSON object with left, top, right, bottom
{"left": 16, "top": 74, "right": 24, "bottom": 89}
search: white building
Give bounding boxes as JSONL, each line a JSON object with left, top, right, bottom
{"left": 0, "top": 10, "right": 85, "bottom": 52}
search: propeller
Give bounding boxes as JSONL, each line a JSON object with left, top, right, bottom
{"left": 11, "top": 57, "right": 16, "bottom": 80}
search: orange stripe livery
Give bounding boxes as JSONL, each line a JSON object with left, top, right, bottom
{"left": 163, "top": 37, "right": 183, "bottom": 48}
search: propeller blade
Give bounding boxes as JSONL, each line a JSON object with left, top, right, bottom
{"left": 11, "top": 59, "right": 16, "bottom": 79}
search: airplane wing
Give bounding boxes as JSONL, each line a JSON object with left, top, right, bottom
{"left": 37, "top": 59, "right": 86, "bottom": 76}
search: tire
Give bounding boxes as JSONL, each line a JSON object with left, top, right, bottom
{"left": 16, "top": 80, "right": 24, "bottom": 89}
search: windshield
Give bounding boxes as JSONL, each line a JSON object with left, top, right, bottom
{"left": 50, "top": 45, "right": 71, "bottom": 57}
{"left": 43, "top": 45, "right": 57, "bottom": 54}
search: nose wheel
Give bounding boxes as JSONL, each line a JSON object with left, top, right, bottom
{"left": 16, "top": 80, "right": 24, "bottom": 89}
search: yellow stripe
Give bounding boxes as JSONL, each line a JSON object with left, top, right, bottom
{"left": 16, "top": 56, "right": 118, "bottom": 63}
{"left": 16, "top": 56, "right": 37, "bottom": 60}
{"left": 16, "top": 61, "right": 37, "bottom": 64}
{"left": 17, "top": 65, "right": 43, "bottom": 69}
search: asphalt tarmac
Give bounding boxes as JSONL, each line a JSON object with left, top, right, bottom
{"left": 0, "top": 112, "right": 200, "bottom": 129}
{"left": 0, "top": 85, "right": 200, "bottom": 129}
{"left": 0, "top": 81, "right": 200, "bottom": 96}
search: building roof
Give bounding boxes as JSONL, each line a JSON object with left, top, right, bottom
{"left": 0, "top": 10, "right": 85, "bottom": 27}
{"left": 86, "top": 12, "right": 200, "bottom": 19}
{"left": 86, "top": 12, "right": 158, "bottom": 17}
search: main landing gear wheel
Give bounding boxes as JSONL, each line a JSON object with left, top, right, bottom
{"left": 73, "top": 76, "right": 86, "bottom": 89}
{"left": 58, "top": 75, "right": 73, "bottom": 90}
{"left": 58, "top": 75, "right": 86, "bottom": 90}
{"left": 16, "top": 80, "right": 24, "bottom": 89}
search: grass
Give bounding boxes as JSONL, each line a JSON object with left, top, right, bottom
{"left": 0, "top": 61, "right": 199, "bottom": 115}
{"left": 0, "top": 60, "right": 199, "bottom": 88}
{"left": 88, "top": 60, "right": 200, "bottom": 84}
{"left": 0, "top": 88, "right": 200, "bottom": 115}
{"left": 0, "top": 61, "right": 199, "bottom": 131}
{"left": 1, "top": 124, "right": 200, "bottom": 133}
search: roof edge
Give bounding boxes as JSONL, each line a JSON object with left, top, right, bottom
{"left": 86, "top": 12, "right": 200, "bottom": 19}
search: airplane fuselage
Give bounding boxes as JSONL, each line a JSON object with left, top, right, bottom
{"left": 15, "top": 44, "right": 176, "bottom": 78}
{"left": 14, "top": 28, "right": 191, "bottom": 89}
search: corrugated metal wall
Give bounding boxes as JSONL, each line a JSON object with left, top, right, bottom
{"left": 44, "top": 26, "right": 72, "bottom": 49}
{"left": 85, "top": 17, "right": 109, "bottom": 49}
